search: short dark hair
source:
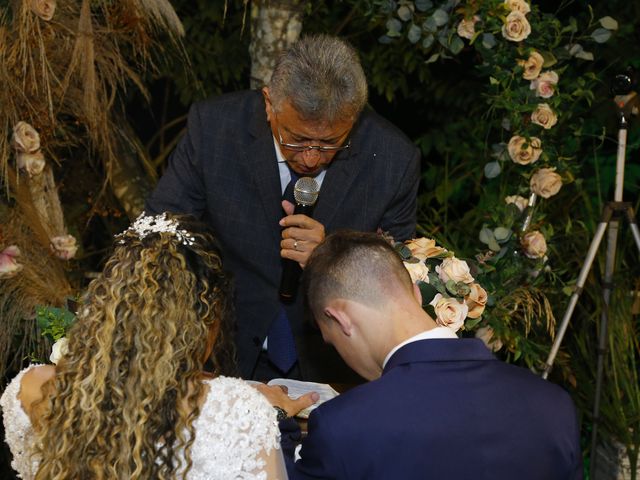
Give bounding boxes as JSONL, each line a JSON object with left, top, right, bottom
{"left": 303, "top": 230, "right": 412, "bottom": 320}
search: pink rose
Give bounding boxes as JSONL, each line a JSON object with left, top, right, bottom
{"left": 0, "top": 246, "right": 23, "bottom": 279}
{"left": 530, "top": 71, "right": 559, "bottom": 99}
{"left": 457, "top": 16, "right": 479, "bottom": 40}
{"left": 521, "top": 230, "right": 547, "bottom": 259}
{"left": 50, "top": 235, "right": 78, "bottom": 260}
{"left": 504, "top": 0, "right": 531, "bottom": 14}
{"left": 465, "top": 283, "right": 488, "bottom": 319}
{"left": 501, "top": 11, "right": 531, "bottom": 42}
{"left": 436, "top": 257, "right": 474, "bottom": 284}
{"left": 17, "top": 151, "right": 46, "bottom": 177}
{"left": 12, "top": 121, "right": 40, "bottom": 153}
{"left": 530, "top": 167, "right": 562, "bottom": 198}
{"left": 429, "top": 293, "right": 468, "bottom": 332}
{"left": 405, "top": 237, "right": 448, "bottom": 260}
{"left": 505, "top": 195, "right": 529, "bottom": 212}
{"left": 507, "top": 135, "right": 542, "bottom": 165}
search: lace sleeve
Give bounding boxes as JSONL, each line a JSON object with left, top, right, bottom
{"left": 186, "top": 376, "right": 282, "bottom": 480}
{"left": 0, "top": 365, "right": 44, "bottom": 480}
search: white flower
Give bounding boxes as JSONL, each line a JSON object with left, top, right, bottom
{"left": 17, "top": 151, "right": 46, "bottom": 177}
{"left": 50, "top": 235, "right": 78, "bottom": 260}
{"left": 0, "top": 246, "right": 23, "bottom": 279}
{"left": 505, "top": 195, "right": 529, "bottom": 212}
{"left": 530, "top": 167, "right": 562, "bottom": 198}
{"left": 507, "top": 135, "right": 542, "bottom": 165}
{"left": 429, "top": 293, "right": 468, "bottom": 332}
{"left": 531, "top": 103, "right": 558, "bottom": 129}
{"left": 12, "top": 121, "right": 41, "bottom": 153}
{"left": 475, "top": 326, "right": 503, "bottom": 352}
{"left": 521, "top": 230, "right": 547, "bottom": 259}
{"left": 530, "top": 71, "right": 559, "bottom": 98}
{"left": 50, "top": 337, "right": 69, "bottom": 364}
{"left": 501, "top": 11, "right": 531, "bottom": 42}
{"left": 436, "top": 257, "right": 474, "bottom": 284}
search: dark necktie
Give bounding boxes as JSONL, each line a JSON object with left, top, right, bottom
{"left": 267, "top": 171, "right": 299, "bottom": 374}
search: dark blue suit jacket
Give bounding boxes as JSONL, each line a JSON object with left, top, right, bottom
{"left": 145, "top": 91, "right": 420, "bottom": 380}
{"left": 289, "top": 338, "right": 582, "bottom": 479}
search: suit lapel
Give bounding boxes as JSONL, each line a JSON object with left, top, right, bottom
{"left": 246, "top": 99, "right": 284, "bottom": 243}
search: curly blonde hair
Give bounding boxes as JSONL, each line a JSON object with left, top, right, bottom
{"left": 32, "top": 213, "right": 235, "bottom": 479}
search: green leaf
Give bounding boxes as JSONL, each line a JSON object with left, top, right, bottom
{"left": 422, "top": 16, "right": 438, "bottom": 32}
{"left": 425, "top": 53, "right": 439, "bottom": 64}
{"left": 408, "top": 24, "right": 422, "bottom": 44}
{"left": 591, "top": 28, "right": 612, "bottom": 43}
{"left": 397, "top": 5, "right": 413, "bottom": 22}
{"left": 419, "top": 281, "right": 439, "bottom": 306}
{"left": 432, "top": 9, "right": 449, "bottom": 27}
{"left": 479, "top": 227, "right": 495, "bottom": 246}
{"left": 481, "top": 33, "right": 496, "bottom": 49}
{"left": 449, "top": 36, "right": 464, "bottom": 55}
{"left": 445, "top": 279, "right": 459, "bottom": 295}
{"left": 465, "top": 317, "right": 483, "bottom": 329}
{"left": 415, "top": 0, "right": 433, "bottom": 12}
{"left": 599, "top": 16, "right": 618, "bottom": 30}
{"left": 422, "top": 34, "right": 435, "bottom": 49}
{"left": 424, "top": 304, "right": 437, "bottom": 319}
{"left": 386, "top": 18, "right": 403, "bottom": 36}
{"left": 484, "top": 161, "right": 501, "bottom": 179}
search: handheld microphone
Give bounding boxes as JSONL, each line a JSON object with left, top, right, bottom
{"left": 279, "top": 177, "right": 320, "bottom": 301}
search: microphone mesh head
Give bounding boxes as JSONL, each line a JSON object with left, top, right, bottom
{"left": 293, "top": 177, "right": 320, "bottom": 206}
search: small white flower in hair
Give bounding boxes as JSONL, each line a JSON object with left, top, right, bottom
{"left": 115, "top": 212, "right": 196, "bottom": 246}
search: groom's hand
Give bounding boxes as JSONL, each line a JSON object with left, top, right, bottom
{"left": 280, "top": 200, "right": 325, "bottom": 268}
{"left": 255, "top": 383, "right": 320, "bottom": 418}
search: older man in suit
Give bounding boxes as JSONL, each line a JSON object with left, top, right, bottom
{"left": 264, "top": 230, "right": 582, "bottom": 480}
{"left": 145, "top": 35, "right": 420, "bottom": 382}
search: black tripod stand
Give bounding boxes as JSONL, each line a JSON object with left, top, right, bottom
{"left": 541, "top": 85, "right": 640, "bottom": 477}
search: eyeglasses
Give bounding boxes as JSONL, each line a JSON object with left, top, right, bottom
{"left": 275, "top": 122, "right": 351, "bottom": 153}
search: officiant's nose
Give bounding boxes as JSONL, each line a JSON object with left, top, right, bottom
{"left": 301, "top": 148, "right": 322, "bottom": 168}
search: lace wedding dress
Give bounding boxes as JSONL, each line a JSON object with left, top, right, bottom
{"left": 1, "top": 367, "right": 282, "bottom": 479}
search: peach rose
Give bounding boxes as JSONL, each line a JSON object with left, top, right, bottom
{"left": 405, "top": 237, "right": 447, "bottom": 260}
{"left": 475, "top": 326, "right": 503, "bottom": 352}
{"left": 507, "top": 135, "right": 542, "bottom": 165}
{"left": 530, "top": 71, "right": 559, "bottom": 98}
{"left": 501, "top": 11, "right": 531, "bottom": 42}
{"left": 531, "top": 103, "right": 558, "bottom": 129}
{"left": 521, "top": 230, "right": 547, "bottom": 259}
{"left": 12, "top": 121, "right": 41, "bottom": 153}
{"left": 504, "top": 0, "right": 531, "bottom": 14}
{"left": 530, "top": 167, "right": 562, "bottom": 198}
{"left": 505, "top": 195, "right": 529, "bottom": 212}
{"left": 30, "top": 0, "right": 56, "bottom": 21}
{"left": 404, "top": 260, "right": 430, "bottom": 284}
{"left": 429, "top": 293, "right": 468, "bottom": 332}
{"left": 457, "top": 16, "right": 479, "bottom": 40}
{"left": 518, "top": 51, "right": 544, "bottom": 80}
{"left": 436, "top": 257, "right": 474, "bottom": 284}
{"left": 465, "top": 283, "right": 488, "bottom": 319}
{"left": 17, "top": 151, "right": 45, "bottom": 177}
{"left": 0, "top": 246, "right": 23, "bottom": 279}
{"left": 50, "top": 235, "right": 78, "bottom": 260}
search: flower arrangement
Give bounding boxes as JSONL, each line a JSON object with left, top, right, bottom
{"left": 394, "top": 237, "right": 492, "bottom": 344}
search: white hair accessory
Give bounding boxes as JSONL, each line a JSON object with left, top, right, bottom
{"left": 116, "top": 212, "right": 195, "bottom": 246}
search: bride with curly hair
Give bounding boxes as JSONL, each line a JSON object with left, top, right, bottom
{"left": 1, "top": 212, "right": 288, "bottom": 479}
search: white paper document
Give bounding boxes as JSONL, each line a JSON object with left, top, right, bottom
{"left": 247, "top": 378, "right": 339, "bottom": 418}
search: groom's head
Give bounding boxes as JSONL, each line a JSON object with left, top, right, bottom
{"left": 303, "top": 230, "right": 417, "bottom": 379}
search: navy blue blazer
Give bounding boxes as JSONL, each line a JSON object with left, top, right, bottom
{"left": 145, "top": 91, "right": 420, "bottom": 380}
{"left": 290, "top": 338, "right": 582, "bottom": 479}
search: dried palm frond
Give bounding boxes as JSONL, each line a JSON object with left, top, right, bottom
{"left": 493, "top": 286, "right": 556, "bottom": 338}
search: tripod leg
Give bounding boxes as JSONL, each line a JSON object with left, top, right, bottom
{"left": 590, "top": 218, "right": 620, "bottom": 478}
{"left": 542, "top": 219, "right": 610, "bottom": 379}
{"left": 625, "top": 208, "right": 640, "bottom": 254}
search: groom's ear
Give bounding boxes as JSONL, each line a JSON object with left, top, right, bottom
{"left": 324, "top": 302, "right": 353, "bottom": 337}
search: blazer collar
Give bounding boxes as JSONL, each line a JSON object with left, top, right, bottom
{"left": 382, "top": 338, "right": 496, "bottom": 375}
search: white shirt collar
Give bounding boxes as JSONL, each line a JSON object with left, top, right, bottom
{"left": 273, "top": 136, "right": 327, "bottom": 193}
{"left": 382, "top": 327, "right": 458, "bottom": 368}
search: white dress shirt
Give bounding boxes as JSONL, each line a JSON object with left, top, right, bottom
{"left": 382, "top": 326, "right": 458, "bottom": 369}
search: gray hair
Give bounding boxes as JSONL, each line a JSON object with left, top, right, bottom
{"left": 268, "top": 34, "right": 368, "bottom": 122}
